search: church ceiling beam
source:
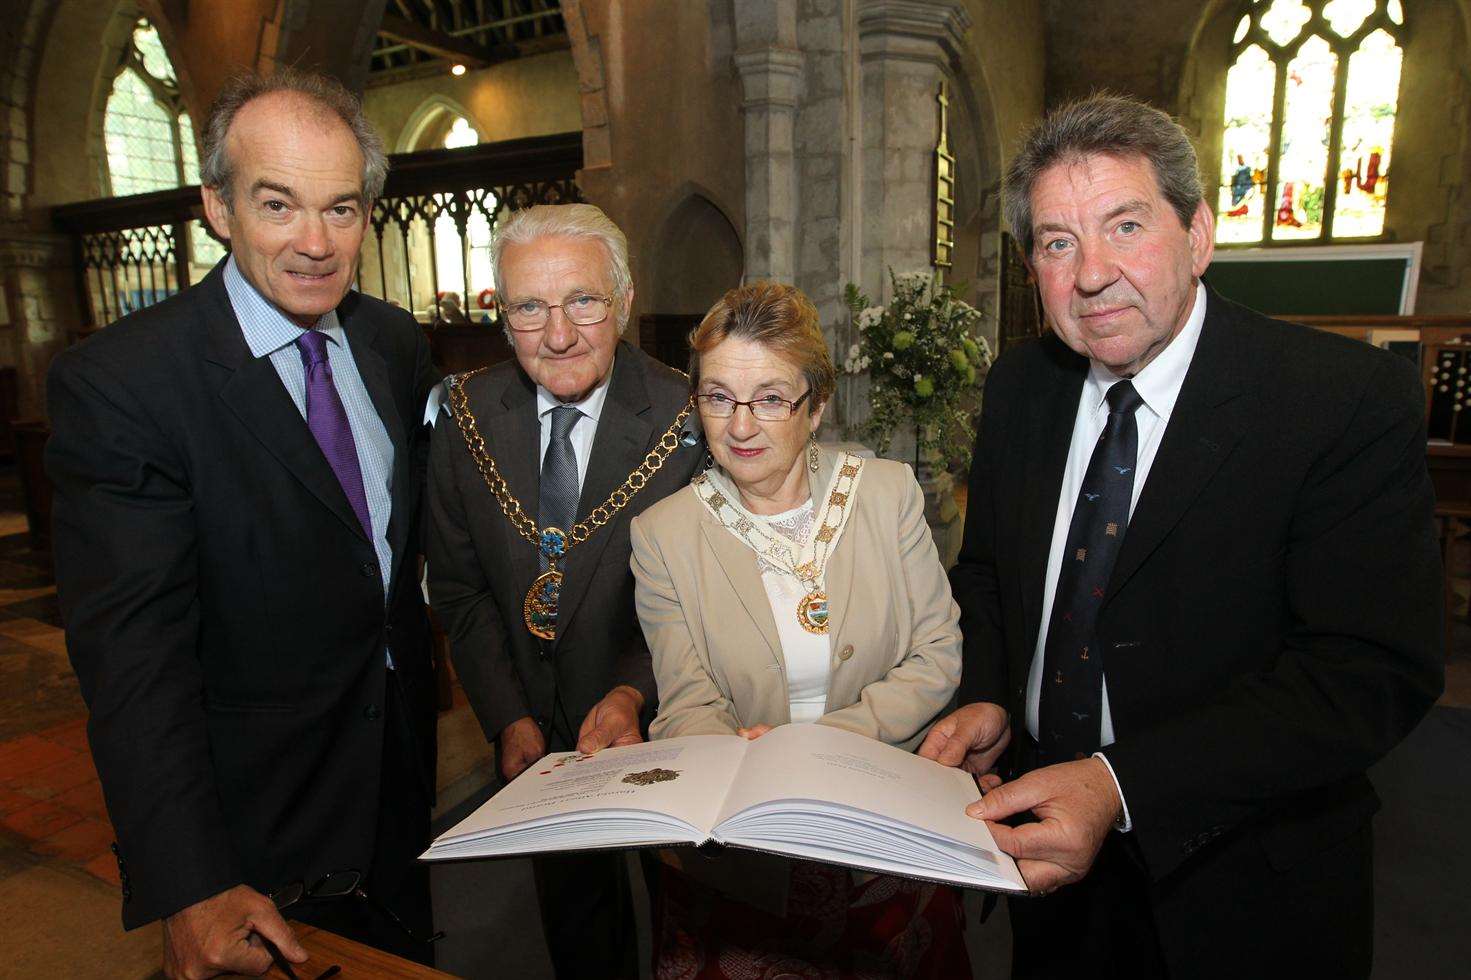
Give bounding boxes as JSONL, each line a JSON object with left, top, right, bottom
{"left": 378, "top": 12, "right": 495, "bottom": 68}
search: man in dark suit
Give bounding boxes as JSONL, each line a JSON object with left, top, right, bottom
{"left": 920, "top": 95, "right": 1443, "bottom": 978}
{"left": 426, "top": 203, "right": 703, "bottom": 978}
{"left": 47, "top": 70, "right": 440, "bottom": 978}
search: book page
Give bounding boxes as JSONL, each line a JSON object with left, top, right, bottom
{"left": 714, "top": 723, "right": 1002, "bottom": 855}
{"left": 434, "top": 734, "right": 749, "bottom": 847}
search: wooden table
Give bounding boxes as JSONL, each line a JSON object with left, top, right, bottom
{"left": 223, "top": 925, "right": 456, "bottom": 979}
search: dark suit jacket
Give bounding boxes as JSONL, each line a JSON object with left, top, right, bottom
{"left": 427, "top": 342, "right": 703, "bottom": 750}
{"left": 46, "top": 263, "right": 440, "bottom": 930}
{"left": 951, "top": 290, "right": 1443, "bottom": 970}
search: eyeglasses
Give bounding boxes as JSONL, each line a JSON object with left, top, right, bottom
{"left": 501, "top": 292, "right": 612, "bottom": 332}
{"left": 271, "top": 868, "right": 445, "bottom": 948}
{"left": 696, "top": 389, "right": 813, "bottom": 421}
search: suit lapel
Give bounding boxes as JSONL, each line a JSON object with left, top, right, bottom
{"left": 1105, "top": 301, "right": 1252, "bottom": 603}
{"left": 554, "top": 347, "right": 655, "bottom": 647}
{"left": 491, "top": 370, "right": 543, "bottom": 596}
{"left": 699, "top": 519, "right": 785, "bottom": 667}
{"left": 204, "top": 269, "right": 369, "bottom": 542}
{"left": 340, "top": 299, "right": 410, "bottom": 592}
{"left": 1019, "top": 339, "right": 1088, "bottom": 650}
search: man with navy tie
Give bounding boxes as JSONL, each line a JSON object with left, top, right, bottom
{"left": 921, "top": 94, "right": 1442, "bottom": 978}
{"left": 48, "top": 69, "right": 439, "bottom": 978}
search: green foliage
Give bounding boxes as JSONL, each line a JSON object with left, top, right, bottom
{"left": 842, "top": 270, "right": 993, "bottom": 472}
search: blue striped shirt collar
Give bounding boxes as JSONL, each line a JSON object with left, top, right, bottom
{"left": 223, "top": 254, "right": 345, "bottom": 358}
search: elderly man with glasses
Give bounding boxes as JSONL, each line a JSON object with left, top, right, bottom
{"left": 426, "top": 202, "right": 705, "bottom": 978}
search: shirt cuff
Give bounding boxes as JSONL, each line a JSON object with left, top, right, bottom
{"left": 1092, "top": 751, "right": 1133, "bottom": 833}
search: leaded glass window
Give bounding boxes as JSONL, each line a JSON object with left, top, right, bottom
{"left": 1216, "top": 0, "right": 1404, "bottom": 244}
{"left": 103, "top": 19, "right": 197, "bottom": 196}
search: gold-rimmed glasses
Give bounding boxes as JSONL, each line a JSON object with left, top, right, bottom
{"left": 501, "top": 292, "right": 613, "bottom": 332}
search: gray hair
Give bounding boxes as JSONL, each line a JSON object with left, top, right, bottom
{"left": 1004, "top": 93, "right": 1203, "bottom": 256}
{"left": 201, "top": 67, "right": 389, "bottom": 207}
{"left": 491, "top": 203, "right": 633, "bottom": 334}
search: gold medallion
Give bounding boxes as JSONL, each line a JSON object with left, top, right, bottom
{"left": 523, "top": 569, "right": 563, "bottom": 640}
{"left": 797, "top": 589, "right": 829, "bottom": 634}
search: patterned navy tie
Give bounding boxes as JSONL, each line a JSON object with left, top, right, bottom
{"left": 538, "top": 406, "right": 581, "bottom": 570}
{"left": 1038, "top": 379, "right": 1144, "bottom": 765}
{"left": 296, "top": 329, "right": 372, "bottom": 538}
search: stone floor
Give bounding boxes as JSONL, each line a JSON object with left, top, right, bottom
{"left": 1, "top": 460, "right": 1467, "bottom": 978}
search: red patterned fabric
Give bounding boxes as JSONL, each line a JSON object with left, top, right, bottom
{"left": 653, "top": 859, "right": 970, "bottom": 979}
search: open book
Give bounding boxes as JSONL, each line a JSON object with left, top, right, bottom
{"left": 422, "top": 722, "right": 1027, "bottom": 894}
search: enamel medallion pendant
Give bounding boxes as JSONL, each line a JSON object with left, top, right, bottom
{"left": 524, "top": 528, "right": 569, "bottom": 640}
{"left": 797, "top": 589, "right": 829, "bottom": 634}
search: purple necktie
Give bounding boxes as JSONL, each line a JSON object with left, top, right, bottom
{"left": 296, "top": 329, "right": 373, "bottom": 538}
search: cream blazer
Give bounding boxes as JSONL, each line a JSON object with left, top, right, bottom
{"left": 630, "top": 446, "right": 962, "bottom": 751}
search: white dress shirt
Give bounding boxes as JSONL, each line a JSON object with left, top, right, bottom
{"left": 1025, "top": 281, "right": 1208, "bottom": 827}
{"left": 536, "top": 371, "right": 613, "bottom": 492}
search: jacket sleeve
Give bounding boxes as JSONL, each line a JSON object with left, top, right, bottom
{"left": 818, "top": 473, "right": 963, "bottom": 747}
{"left": 630, "top": 512, "right": 742, "bottom": 738}
{"left": 610, "top": 531, "right": 659, "bottom": 716}
{"left": 1103, "top": 353, "right": 1444, "bottom": 881}
{"left": 948, "top": 354, "right": 1017, "bottom": 709}
{"left": 425, "top": 403, "right": 529, "bottom": 742}
{"left": 46, "top": 349, "right": 241, "bottom": 929}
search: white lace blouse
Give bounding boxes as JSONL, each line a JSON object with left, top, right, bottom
{"left": 754, "top": 501, "right": 831, "bottom": 723}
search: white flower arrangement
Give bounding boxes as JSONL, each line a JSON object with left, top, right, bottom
{"left": 843, "top": 270, "right": 993, "bottom": 471}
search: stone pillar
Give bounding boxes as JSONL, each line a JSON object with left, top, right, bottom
{"left": 0, "top": 231, "right": 79, "bottom": 418}
{"left": 856, "top": 0, "right": 970, "bottom": 300}
{"left": 734, "top": 1, "right": 802, "bottom": 284}
{"left": 854, "top": 2, "right": 970, "bottom": 554}
{"left": 734, "top": 47, "right": 804, "bottom": 283}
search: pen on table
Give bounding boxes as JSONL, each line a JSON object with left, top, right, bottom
{"left": 260, "top": 934, "right": 299, "bottom": 980}
{"left": 313, "top": 967, "right": 342, "bottom": 980}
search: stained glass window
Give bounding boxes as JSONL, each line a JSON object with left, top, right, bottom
{"left": 103, "top": 20, "right": 196, "bottom": 196}
{"left": 432, "top": 117, "right": 497, "bottom": 308}
{"left": 1215, "top": 0, "right": 1405, "bottom": 244}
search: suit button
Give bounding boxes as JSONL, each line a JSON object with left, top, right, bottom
{"left": 535, "top": 715, "right": 548, "bottom": 729}
{"left": 384, "top": 622, "right": 394, "bottom": 637}
{"left": 110, "top": 842, "right": 119, "bottom": 855}
{"left": 360, "top": 561, "right": 377, "bottom": 579}
{"left": 364, "top": 704, "right": 382, "bottom": 721}
{"left": 837, "top": 644, "right": 854, "bottom": 662}
{"left": 122, "top": 888, "right": 131, "bottom": 901}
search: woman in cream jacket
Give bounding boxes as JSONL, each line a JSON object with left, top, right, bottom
{"left": 629, "top": 281, "right": 967, "bottom": 980}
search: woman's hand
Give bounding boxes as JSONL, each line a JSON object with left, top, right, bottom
{"left": 736, "top": 724, "right": 773, "bottom": 740}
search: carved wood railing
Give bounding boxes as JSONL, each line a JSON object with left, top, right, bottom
{"left": 51, "top": 131, "right": 584, "bottom": 334}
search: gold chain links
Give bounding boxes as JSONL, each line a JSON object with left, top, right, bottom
{"left": 447, "top": 368, "right": 695, "bottom": 550}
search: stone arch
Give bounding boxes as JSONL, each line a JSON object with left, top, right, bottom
{"left": 946, "top": 36, "right": 1007, "bottom": 340}
{"left": 396, "top": 94, "right": 481, "bottom": 153}
{"left": 30, "top": 0, "right": 176, "bottom": 211}
{"left": 647, "top": 184, "right": 744, "bottom": 315}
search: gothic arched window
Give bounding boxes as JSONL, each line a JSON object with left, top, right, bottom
{"left": 1216, "top": 0, "right": 1404, "bottom": 244}
{"left": 432, "top": 117, "right": 497, "bottom": 306}
{"left": 103, "top": 19, "right": 198, "bottom": 196}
